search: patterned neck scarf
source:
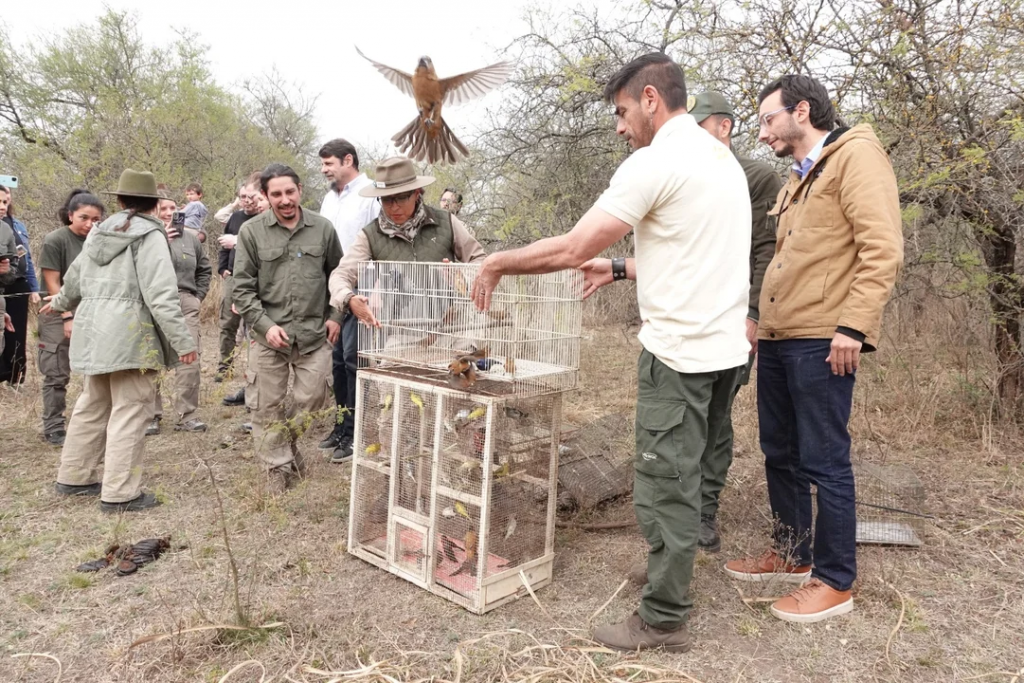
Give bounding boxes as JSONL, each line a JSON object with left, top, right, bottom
{"left": 377, "top": 198, "right": 429, "bottom": 243}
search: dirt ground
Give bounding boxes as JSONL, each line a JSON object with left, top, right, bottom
{"left": 1, "top": 322, "right": 1022, "bottom": 682}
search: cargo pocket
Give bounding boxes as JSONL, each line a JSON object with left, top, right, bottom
{"left": 37, "top": 341, "right": 61, "bottom": 380}
{"left": 634, "top": 399, "right": 686, "bottom": 478}
{"left": 245, "top": 368, "right": 259, "bottom": 411}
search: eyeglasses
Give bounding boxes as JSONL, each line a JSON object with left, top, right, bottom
{"left": 759, "top": 104, "right": 796, "bottom": 129}
{"left": 380, "top": 190, "right": 416, "bottom": 206}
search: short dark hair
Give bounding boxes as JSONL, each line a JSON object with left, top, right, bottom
{"left": 442, "top": 187, "right": 463, "bottom": 203}
{"left": 758, "top": 75, "right": 836, "bottom": 131}
{"left": 59, "top": 189, "right": 105, "bottom": 225}
{"left": 603, "top": 52, "right": 687, "bottom": 111}
{"left": 185, "top": 182, "right": 203, "bottom": 196}
{"left": 319, "top": 138, "right": 359, "bottom": 170}
{"left": 260, "top": 163, "right": 301, "bottom": 194}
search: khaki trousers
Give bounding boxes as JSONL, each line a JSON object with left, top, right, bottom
{"left": 38, "top": 312, "right": 71, "bottom": 434}
{"left": 58, "top": 369, "right": 156, "bottom": 503}
{"left": 153, "top": 291, "right": 202, "bottom": 423}
{"left": 249, "top": 341, "right": 332, "bottom": 471}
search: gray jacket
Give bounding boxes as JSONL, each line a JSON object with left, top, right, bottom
{"left": 51, "top": 210, "right": 196, "bottom": 374}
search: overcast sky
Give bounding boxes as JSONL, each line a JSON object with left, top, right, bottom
{"left": 3, "top": 0, "right": 536, "bottom": 155}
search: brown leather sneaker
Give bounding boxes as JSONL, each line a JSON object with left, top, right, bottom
{"left": 724, "top": 549, "right": 811, "bottom": 584}
{"left": 770, "top": 578, "right": 853, "bottom": 623}
{"left": 592, "top": 613, "right": 692, "bottom": 652}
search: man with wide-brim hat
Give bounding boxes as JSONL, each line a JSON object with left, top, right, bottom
{"left": 327, "top": 156, "right": 486, "bottom": 460}
{"left": 41, "top": 168, "right": 198, "bottom": 514}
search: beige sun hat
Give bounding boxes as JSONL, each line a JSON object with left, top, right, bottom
{"left": 359, "top": 157, "right": 435, "bottom": 198}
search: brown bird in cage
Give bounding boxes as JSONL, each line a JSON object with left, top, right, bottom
{"left": 450, "top": 529, "right": 478, "bottom": 577}
{"left": 356, "top": 48, "right": 512, "bottom": 165}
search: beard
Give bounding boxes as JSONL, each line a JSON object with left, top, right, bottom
{"left": 772, "top": 119, "right": 804, "bottom": 158}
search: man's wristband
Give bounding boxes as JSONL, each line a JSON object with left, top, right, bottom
{"left": 612, "top": 257, "right": 627, "bottom": 281}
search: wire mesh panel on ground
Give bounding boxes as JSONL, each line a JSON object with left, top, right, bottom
{"left": 348, "top": 371, "right": 561, "bottom": 614}
{"left": 854, "top": 461, "right": 929, "bottom": 547}
{"left": 357, "top": 261, "right": 583, "bottom": 397}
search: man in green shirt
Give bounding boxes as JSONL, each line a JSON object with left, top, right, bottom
{"left": 232, "top": 163, "right": 344, "bottom": 493}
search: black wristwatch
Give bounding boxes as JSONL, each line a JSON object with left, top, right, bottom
{"left": 612, "top": 257, "right": 627, "bottom": 281}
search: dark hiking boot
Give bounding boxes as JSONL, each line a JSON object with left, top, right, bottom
{"left": 55, "top": 482, "right": 101, "bottom": 497}
{"left": 222, "top": 388, "right": 245, "bottom": 406}
{"left": 174, "top": 418, "right": 208, "bottom": 433}
{"left": 45, "top": 429, "right": 67, "bottom": 446}
{"left": 592, "top": 612, "right": 692, "bottom": 653}
{"left": 698, "top": 513, "right": 721, "bottom": 553}
{"left": 100, "top": 492, "right": 161, "bottom": 513}
{"left": 145, "top": 417, "right": 161, "bottom": 436}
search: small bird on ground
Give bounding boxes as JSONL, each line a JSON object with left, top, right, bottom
{"left": 356, "top": 48, "right": 512, "bottom": 164}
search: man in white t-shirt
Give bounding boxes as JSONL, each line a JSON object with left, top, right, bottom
{"left": 471, "top": 53, "right": 750, "bottom": 652}
{"left": 316, "top": 138, "right": 381, "bottom": 462}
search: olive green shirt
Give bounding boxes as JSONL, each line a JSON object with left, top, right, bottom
{"left": 737, "top": 155, "right": 784, "bottom": 322}
{"left": 39, "top": 226, "right": 87, "bottom": 285}
{"left": 168, "top": 230, "right": 212, "bottom": 300}
{"left": 232, "top": 207, "right": 344, "bottom": 354}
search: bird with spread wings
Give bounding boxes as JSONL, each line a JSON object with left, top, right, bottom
{"left": 356, "top": 48, "right": 512, "bottom": 165}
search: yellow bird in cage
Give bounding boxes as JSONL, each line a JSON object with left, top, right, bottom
{"left": 410, "top": 393, "right": 424, "bottom": 413}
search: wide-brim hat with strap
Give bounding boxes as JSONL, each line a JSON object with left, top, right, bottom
{"left": 359, "top": 156, "right": 435, "bottom": 198}
{"left": 102, "top": 169, "right": 162, "bottom": 199}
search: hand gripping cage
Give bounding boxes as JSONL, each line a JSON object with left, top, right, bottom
{"left": 348, "top": 262, "right": 582, "bottom": 613}
{"left": 355, "top": 261, "right": 582, "bottom": 397}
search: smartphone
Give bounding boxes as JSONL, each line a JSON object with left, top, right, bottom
{"left": 171, "top": 211, "right": 185, "bottom": 227}
{"left": 0, "top": 174, "right": 17, "bottom": 188}
{"left": 15, "top": 244, "right": 27, "bottom": 258}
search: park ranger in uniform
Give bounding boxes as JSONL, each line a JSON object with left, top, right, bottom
{"left": 232, "top": 163, "right": 344, "bottom": 493}
{"left": 689, "top": 91, "right": 782, "bottom": 552}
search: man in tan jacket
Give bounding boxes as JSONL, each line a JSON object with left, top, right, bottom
{"left": 724, "top": 75, "right": 903, "bottom": 623}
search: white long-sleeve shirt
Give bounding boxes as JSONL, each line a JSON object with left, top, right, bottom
{"left": 319, "top": 173, "right": 381, "bottom": 254}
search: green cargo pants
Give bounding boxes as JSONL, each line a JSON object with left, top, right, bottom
{"left": 634, "top": 348, "right": 743, "bottom": 629}
{"left": 219, "top": 275, "right": 242, "bottom": 370}
{"left": 700, "top": 351, "right": 755, "bottom": 516}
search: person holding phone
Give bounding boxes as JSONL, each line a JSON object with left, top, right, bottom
{"left": 146, "top": 192, "right": 212, "bottom": 435}
{"left": 0, "top": 184, "right": 41, "bottom": 386}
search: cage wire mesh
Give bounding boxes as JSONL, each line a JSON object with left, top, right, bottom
{"left": 854, "top": 460, "right": 929, "bottom": 547}
{"left": 349, "top": 371, "right": 560, "bottom": 613}
{"left": 357, "top": 261, "right": 582, "bottom": 397}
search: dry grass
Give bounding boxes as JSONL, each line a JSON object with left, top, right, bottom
{"left": 1, "top": 317, "right": 1023, "bottom": 682}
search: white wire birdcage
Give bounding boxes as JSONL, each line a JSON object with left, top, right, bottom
{"left": 348, "top": 370, "right": 560, "bottom": 614}
{"left": 356, "top": 261, "right": 582, "bottom": 397}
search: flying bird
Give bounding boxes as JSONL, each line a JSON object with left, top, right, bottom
{"left": 356, "top": 47, "right": 512, "bottom": 165}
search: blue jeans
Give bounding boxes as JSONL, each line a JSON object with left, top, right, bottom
{"left": 757, "top": 339, "right": 857, "bottom": 591}
{"left": 331, "top": 312, "right": 359, "bottom": 439}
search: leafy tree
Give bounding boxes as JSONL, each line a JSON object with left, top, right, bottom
{"left": 0, "top": 10, "right": 319, "bottom": 233}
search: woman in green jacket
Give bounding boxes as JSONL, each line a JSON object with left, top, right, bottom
{"left": 40, "top": 169, "right": 198, "bottom": 513}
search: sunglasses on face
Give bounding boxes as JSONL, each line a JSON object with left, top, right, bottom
{"left": 380, "top": 190, "right": 416, "bottom": 206}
